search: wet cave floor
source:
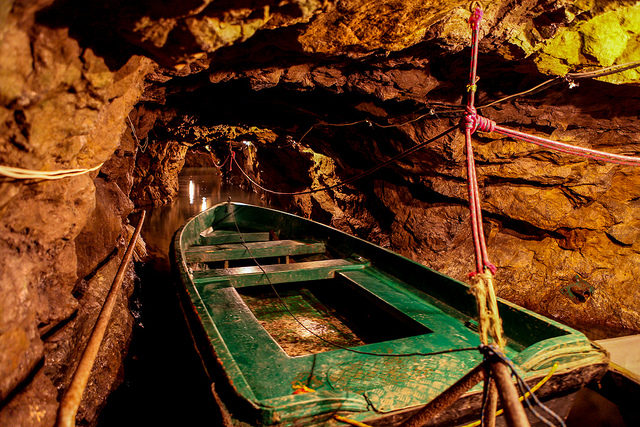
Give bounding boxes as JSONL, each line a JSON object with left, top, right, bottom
{"left": 97, "top": 168, "right": 633, "bottom": 426}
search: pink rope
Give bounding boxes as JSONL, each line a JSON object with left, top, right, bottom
{"left": 211, "top": 153, "right": 231, "bottom": 169}
{"left": 465, "top": 128, "right": 484, "bottom": 274}
{"left": 229, "top": 148, "right": 235, "bottom": 172}
{"left": 463, "top": 4, "right": 639, "bottom": 275}
{"left": 464, "top": 6, "right": 496, "bottom": 276}
{"left": 493, "top": 124, "right": 640, "bottom": 166}
{"left": 462, "top": 4, "right": 639, "bottom": 274}
{"left": 469, "top": 6, "right": 483, "bottom": 31}
{"left": 464, "top": 111, "right": 640, "bottom": 166}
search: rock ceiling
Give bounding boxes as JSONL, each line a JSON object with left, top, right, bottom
{"left": 0, "top": 0, "right": 639, "bottom": 424}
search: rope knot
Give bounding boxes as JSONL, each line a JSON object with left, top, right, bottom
{"left": 484, "top": 261, "right": 497, "bottom": 275}
{"left": 464, "top": 107, "right": 496, "bottom": 134}
{"left": 464, "top": 105, "right": 477, "bottom": 130}
{"left": 469, "top": 6, "right": 483, "bottom": 30}
{"left": 470, "top": 270, "right": 506, "bottom": 349}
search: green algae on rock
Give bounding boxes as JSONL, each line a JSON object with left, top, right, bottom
{"left": 533, "top": 4, "right": 640, "bottom": 84}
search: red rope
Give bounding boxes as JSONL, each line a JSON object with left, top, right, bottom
{"left": 463, "top": 5, "right": 640, "bottom": 275}
{"left": 230, "top": 125, "right": 458, "bottom": 196}
{"left": 229, "top": 149, "right": 235, "bottom": 172}
{"left": 464, "top": 5, "right": 496, "bottom": 276}
{"left": 210, "top": 152, "right": 231, "bottom": 169}
{"left": 464, "top": 111, "right": 640, "bottom": 166}
{"left": 493, "top": 124, "right": 640, "bottom": 166}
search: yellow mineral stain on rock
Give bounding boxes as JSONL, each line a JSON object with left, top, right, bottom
{"left": 535, "top": 29, "right": 582, "bottom": 76}
{"left": 82, "top": 49, "right": 114, "bottom": 90}
{"left": 134, "top": 16, "right": 177, "bottom": 48}
{"left": 29, "top": 404, "right": 46, "bottom": 423}
{"left": 533, "top": 4, "right": 640, "bottom": 84}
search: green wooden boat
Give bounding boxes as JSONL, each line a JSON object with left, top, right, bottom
{"left": 172, "top": 202, "right": 608, "bottom": 426}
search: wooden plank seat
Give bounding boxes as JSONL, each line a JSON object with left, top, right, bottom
{"left": 185, "top": 240, "right": 326, "bottom": 263}
{"left": 197, "top": 230, "right": 270, "bottom": 245}
{"left": 192, "top": 258, "right": 369, "bottom": 288}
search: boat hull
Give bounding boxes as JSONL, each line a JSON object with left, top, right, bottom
{"left": 172, "top": 202, "right": 608, "bottom": 426}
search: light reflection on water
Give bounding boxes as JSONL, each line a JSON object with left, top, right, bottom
{"left": 141, "top": 167, "right": 262, "bottom": 262}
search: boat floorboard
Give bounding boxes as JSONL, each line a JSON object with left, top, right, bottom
{"left": 185, "top": 240, "right": 326, "bottom": 263}
{"left": 192, "top": 258, "right": 369, "bottom": 288}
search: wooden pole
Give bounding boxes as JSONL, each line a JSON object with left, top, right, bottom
{"left": 482, "top": 369, "right": 498, "bottom": 427}
{"left": 402, "top": 364, "right": 485, "bottom": 427}
{"left": 57, "top": 211, "right": 146, "bottom": 427}
{"left": 490, "top": 360, "right": 531, "bottom": 427}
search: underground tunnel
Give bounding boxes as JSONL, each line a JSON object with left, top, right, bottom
{"left": 1, "top": 0, "right": 639, "bottom": 426}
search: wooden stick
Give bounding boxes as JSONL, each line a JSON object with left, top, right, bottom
{"left": 490, "top": 360, "right": 531, "bottom": 427}
{"left": 402, "top": 364, "right": 485, "bottom": 427}
{"left": 56, "top": 211, "right": 146, "bottom": 427}
{"left": 482, "top": 369, "right": 498, "bottom": 427}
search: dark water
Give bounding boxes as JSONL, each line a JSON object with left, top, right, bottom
{"left": 99, "top": 168, "right": 259, "bottom": 426}
{"left": 142, "top": 167, "right": 262, "bottom": 265}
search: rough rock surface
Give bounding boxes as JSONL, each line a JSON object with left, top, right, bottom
{"left": 1, "top": 0, "right": 640, "bottom": 425}
{"left": 0, "top": 1, "right": 151, "bottom": 425}
{"left": 44, "top": 249, "right": 136, "bottom": 426}
{"left": 126, "top": 0, "right": 640, "bottom": 338}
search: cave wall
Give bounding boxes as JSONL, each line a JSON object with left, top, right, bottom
{"left": 1, "top": 0, "right": 639, "bottom": 425}
{"left": 0, "top": 1, "right": 152, "bottom": 424}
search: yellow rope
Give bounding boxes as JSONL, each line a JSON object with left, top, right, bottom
{"left": 470, "top": 269, "right": 505, "bottom": 349}
{"left": 0, "top": 163, "right": 103, "bottom": 180}
{"left": 459, "top": 362, "right": 559, "bottom": 427}
{"left": 334, "top": 415, "right": 372, "bottom": 427}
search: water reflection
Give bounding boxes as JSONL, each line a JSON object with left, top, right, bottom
{"left": 101, "top": 168, "right": 259, "bottom": 426}
{"left": 141, "top": 167, "right": 262, "bottom": 262}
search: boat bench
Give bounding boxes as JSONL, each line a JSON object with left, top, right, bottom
{"left": 198, "top": 230, "right": 270, "bottom": 245}
{"left": 186, "top": 240, "right": 326, "bottom": 263}
{"left": 188, "top": 229, "right": 369, "bottom": 291}
{"left": 192, "top": 258, "right": 370, "bottom": 289}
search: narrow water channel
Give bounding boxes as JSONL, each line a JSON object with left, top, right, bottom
{"left": 142, "top": 167, "right": 262, "bottom": 265}
{"left": 99, "top": 168, "right": 260, "bottom": 426}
